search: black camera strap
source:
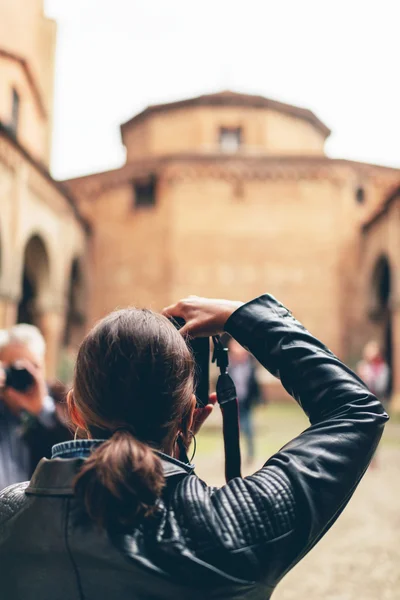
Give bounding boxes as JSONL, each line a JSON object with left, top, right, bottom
{"left": 212, "top": 336, "right": 242, "bottom": 482}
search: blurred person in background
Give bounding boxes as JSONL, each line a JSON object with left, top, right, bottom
{"left": 357, "top": 341, "right": 390, "bottom": 407}
{"left": 228, "top": 338, "right": 261, "bottom": 464}
{"left": 0, "top": 324, "right": 71, "bottom": 491}
{"left": 357, "top": 340, "right": 390, "bottom": 469}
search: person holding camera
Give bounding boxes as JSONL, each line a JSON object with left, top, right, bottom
{"left": 0, "top": 295, "right": 387, "bottom": 600}
{"left": 0, "top": 324, "right": 70, "bottom": 491}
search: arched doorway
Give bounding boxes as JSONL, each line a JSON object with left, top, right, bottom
{"left": 17, "top": 235, "right": 50, "bottom": 326}
{"left": 370, "top": 255, "right": 393, "bottom": 396}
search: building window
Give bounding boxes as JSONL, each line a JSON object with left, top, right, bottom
{"left": 356, "top": 186, "right": 365, "bottom": 204}
{"left": 219, "top": 127, "right": 242, "bottom": 153}
{"left": 10, "top": 88, "right": 20, "bottom": 137}
{"left": 133, "top": 175, "right": 156, "bottom": 208}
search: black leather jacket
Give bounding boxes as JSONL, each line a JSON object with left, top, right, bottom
{"left": 0, "top": 295, "right": 388, "bottom": 600}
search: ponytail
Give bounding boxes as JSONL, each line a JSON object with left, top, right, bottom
{"left": 71, "top": 307, "right": 195, "bottom": 529}
{"left": 74, "top": 431, "right": 165, "bottom": 529}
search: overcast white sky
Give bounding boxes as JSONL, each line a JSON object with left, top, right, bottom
{"left": 45, "top": 0, "right": 400, "bottom": 180}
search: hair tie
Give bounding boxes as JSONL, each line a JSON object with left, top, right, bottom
{"left": 113, "top": 426, "right": 134, "bottom": 436}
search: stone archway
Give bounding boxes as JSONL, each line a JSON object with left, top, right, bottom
{"left": 369, "top": 255, "right": 393, "bottom": 396}
{"left": 17, "top": 235, "right": 50, "bottom": 326}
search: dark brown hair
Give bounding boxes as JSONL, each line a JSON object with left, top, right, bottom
{"left": 72, "top": 308, "right": 195, "bottom": 529}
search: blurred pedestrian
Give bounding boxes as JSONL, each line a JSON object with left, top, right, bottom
{"left": 357, "top": 340, "right": 390, "bottom": 468}
{"left": 228, "top": 338, "right": 261, "bottom": 464}
{"left": 357, "top": 341, "right": 390, "bottom": 407}
{"left": 0, "top": 324, "right": 71, "bottom": 491}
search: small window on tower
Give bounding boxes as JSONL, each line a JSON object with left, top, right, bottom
{"left": 219, "top": 127, "right": 242, "bottom": 153}
{"left": 133, "top": 175, "right": 156, "bottom": 208}
{"left": 10, "top": 88, "right": 20, "bottom": 137}
{"left": 356, "top": 186, "right": 365, "bottom": 204}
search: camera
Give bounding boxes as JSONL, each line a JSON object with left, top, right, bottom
{"left": 4, "top": 365, "right": 34, "bottom": 392}
{"left": 169, "top": 317, "right": 210, "bottom": 407}
{"left": 169, "top": 317, "right": 241, "bottom": 480}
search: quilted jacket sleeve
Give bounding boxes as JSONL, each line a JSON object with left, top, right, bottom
{"left": 209, "top": 294, "right": 388, "bottom": 584}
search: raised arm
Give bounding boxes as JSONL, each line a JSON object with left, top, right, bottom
{"left": 163, "top": 294, "right": 388, "bottom": 585}
{"left": 225, "top": 293, "right": 386, "bottom": 527}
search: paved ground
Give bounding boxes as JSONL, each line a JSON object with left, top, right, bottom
{"left": 194, "top": 404, "right": 400, "bottom": 600}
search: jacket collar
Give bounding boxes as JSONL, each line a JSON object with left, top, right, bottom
{"left": 26, "top": 441, "right": 195, "bottom": 497}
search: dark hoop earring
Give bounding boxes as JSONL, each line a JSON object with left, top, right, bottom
{"left": 188, "top": 430, "right": 196, "bottom": 462}
{"left": 175, "top": 431, "right": 197, "bottom": 463}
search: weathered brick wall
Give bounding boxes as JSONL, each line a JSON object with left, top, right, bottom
{"left": 73, "top": 157, "right": 400, "bottom": 367}
{"left": 0, "top": 0, "right": 56, "bottom": 165}
{"left": 79, "top": 181, "right": 174, "bottom": 327}
{"left": 68, "top": 98, "right": 400, "bottom": 403}
{"left": 76, "top": 164, "right": 348, "bottom": 357}
{"left": 0, "top": 57, "right": 48, "bottom": 164}
{"left": 336, "top": 173, "right": 400, "bottom": 364}
{"left": 166, "top": 172, "right": 344, "bottom": 355}
{"left": 0, "top": 133, "right": 88, "bottom": 376}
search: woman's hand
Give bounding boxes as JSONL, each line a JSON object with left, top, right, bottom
{"left": 162, "top": 295, "right": 243, "bottom": 338}
{"left": 191, "top": 392, "right": 218, "bottom": 435}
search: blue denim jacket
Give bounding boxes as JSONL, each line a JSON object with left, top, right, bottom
{"left": 52, "top": 439, "right": 105, "bottom": 460}
{"left": 52, "top": 439, "right": 195, "bottom": 473}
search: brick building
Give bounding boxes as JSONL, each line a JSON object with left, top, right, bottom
{"left": 65, "top": 92, "right": 400, "bottom": 408}
{"left": 0, "top": 0, "right": 89, "bottom": 377}
{"left": 1, "top": 1, "right": 400, "bottom": 408}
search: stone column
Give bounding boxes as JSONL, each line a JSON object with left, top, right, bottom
{"left": 0, "top": 296, "right": 18, "bottom": 328}
{"left": 38, "top": 310, "right": 66, "bottom": 379}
